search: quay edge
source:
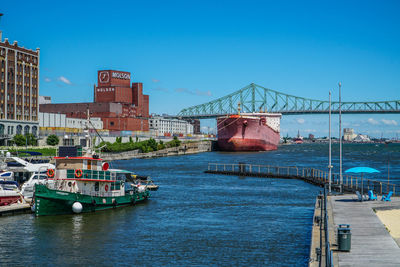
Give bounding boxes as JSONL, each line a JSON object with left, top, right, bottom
{"left": 101, "top": 140, "right": 214, "bottom": 161}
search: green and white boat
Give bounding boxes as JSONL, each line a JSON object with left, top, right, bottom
{"left": 34, "top": 148, "right": 150, "bottom": 216}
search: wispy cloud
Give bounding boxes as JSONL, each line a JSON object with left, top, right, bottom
{"left": 152, "top": 78, "right": 160, "bottom": 83}
{"left": 367, "top": 118, "right": 379, "bottom": 125}
{"left": 175, "top": 88, "right": 212, "bottom": 96}
{"left": 381, "top": 119, "right": 398, "bottom": 126}
{"left": 201, "top": 126, "right": 215, "bottom": 133}
{"left": 153, "top": 87, "right": 169, "bottom": 93}
{"left": 296, "top": 118, "right": 305, "bottom": 124}
{"left": 195, "top": 89, "right": 212, "bottom": 96}
{"left": 175, "top": 88, "right": 189, "bottom": 93}
{"left": 44, "top": 77, "right": 51, "bottom": 82}
{"left": 58, "top": 76, "right": 72, "bottom": 85}
{"left": 304, "top": 129, "right": 317, "bottom": 133}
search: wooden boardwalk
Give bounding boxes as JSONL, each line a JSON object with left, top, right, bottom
{"left": 207, "top": 163, "right": 400, "bottom": 266}
{"left": 330, "top": 195, "right": 400, "bottom": 266}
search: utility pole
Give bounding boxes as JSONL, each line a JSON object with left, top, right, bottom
{"left": 328, "top": 91, "right": 332, "bottom": 193}
{"left": 339, "top": 82, "right": 343, "bottom": 192}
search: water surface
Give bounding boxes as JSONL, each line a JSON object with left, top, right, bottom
{"left": 1, "top": 143, "right": 399, "bottom": 266}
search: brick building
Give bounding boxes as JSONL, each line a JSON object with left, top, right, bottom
{"left": 0, "top": 33, "right": 40, "bottom": 145}
{"left": 40, "top": 70, "right": 149, "bottom": 131}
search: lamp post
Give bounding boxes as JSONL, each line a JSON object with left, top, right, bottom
{"left": 339, "top": 82, "right": 343, "bottom": 191}
{"left": 328, "top": 91, "right": 332, "bottom": 193}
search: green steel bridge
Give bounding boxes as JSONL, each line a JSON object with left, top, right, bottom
{"left": 177, "top": 83, "right": 400, "bottom": 119}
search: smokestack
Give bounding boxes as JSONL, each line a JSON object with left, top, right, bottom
{"left": 0, "top": 13, "right": 3, "bottom": 42}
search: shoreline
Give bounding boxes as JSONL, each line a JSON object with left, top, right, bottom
{"left": 101, "top": 140, "right": 213, "bottom": 161}
{"left": 375, "top": 208, "right": 400, "bottom": 247}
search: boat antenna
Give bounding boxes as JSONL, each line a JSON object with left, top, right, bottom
{"left": 237, "top": 102, "right": 241, "bottom": 116}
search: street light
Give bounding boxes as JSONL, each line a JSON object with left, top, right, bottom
{"left": 339, "top": 82, "right": 343, "bottom": 191}
{"left": 328, "top": 91, "right": 332, "bottom": 193}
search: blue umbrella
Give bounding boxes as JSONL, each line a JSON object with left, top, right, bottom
{"left": 345, "top": 167, "right": 380, "bottom": 201}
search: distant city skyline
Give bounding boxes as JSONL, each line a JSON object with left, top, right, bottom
{"left": 1, "top": 0, "right": 399, "bottom": 137}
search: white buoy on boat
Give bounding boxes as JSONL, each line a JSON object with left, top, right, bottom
{"left": 72, "top": 202, "right": 83, "bottom": 213}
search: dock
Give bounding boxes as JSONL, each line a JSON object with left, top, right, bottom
{"left": 206, "top": 162, "right": 400, "bottom": 266}
{"left": 328, "top": 195, "right": 400, "bottom": 266}
{"left": 0, "top": 203, "right": 32, "bottom": 216}
{"left": 205, "top": 162, "right": 400, "bottom": 196}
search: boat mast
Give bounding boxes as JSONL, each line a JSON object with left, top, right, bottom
{"left": 84, "top": 108, "right": 91, "bottom": 156}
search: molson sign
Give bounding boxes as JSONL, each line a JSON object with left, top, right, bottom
{"left": 98, "top": 70, "right": 131, "bottom": 86}
{"left": 112, "top": 72, "right": 130, "bottom": 80}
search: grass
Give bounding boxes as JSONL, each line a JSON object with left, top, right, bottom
{"left": 3, "top": 147, "right": 57, "bottom": 156}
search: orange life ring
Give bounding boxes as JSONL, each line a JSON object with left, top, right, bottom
{"left": 75, "top": 169, "right": 83, "bottom": 178}
{"left": 47, "top": 169, "right": 55, "bottom": 178}
{"left": 105, "top": 184, "right": 109, "bottom": 192}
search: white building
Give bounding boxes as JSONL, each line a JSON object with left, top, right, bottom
{"left": 39, "top": 112, "right": 103, "bottom": 130}
{"left": 353, "top": 134, "right": 370, "bottom": 142}
{"left": 38, "top": 96, "right": 51, "bottom": 104}
{"left": 149, "top": 116, "right": 194, "bottom": 135}
{"left": 343, "top": 128, "right": 357, "bottom": 141}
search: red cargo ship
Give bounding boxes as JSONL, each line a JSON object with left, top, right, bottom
{"left": 217, "top": 113, "right": 281, "bottom": 151}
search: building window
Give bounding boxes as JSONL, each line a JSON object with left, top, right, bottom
{"left": 110, "top": 122, "right": 114, "bottom": 126}
{"left": 24, "top": 125, "right": 30, "bottom": 135}
{"left": 32, "top": 126, "right": 37, "bottom": 136}
{"left": 16, "top": 125, "right": 22, "bottom": 135}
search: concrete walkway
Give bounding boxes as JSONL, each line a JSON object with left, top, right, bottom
{"left": 330, "top": 195, "right": 400, "bottom": 267}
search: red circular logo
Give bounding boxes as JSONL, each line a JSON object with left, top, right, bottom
{"left": 99, "top": 71, "right": 110, "bottom": 83}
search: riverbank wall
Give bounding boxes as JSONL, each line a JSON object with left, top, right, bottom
{"left": 101, "top": 140, "right": 213, "bottom": 161}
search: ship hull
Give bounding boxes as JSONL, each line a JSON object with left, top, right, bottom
{"left": 217, "top": 115, "right": 280, "bottom": 151}
{"left": 34, "top": 184, "right": 149, "bottom": 216}
{"left": 0, "top": 195, "right": 20, "bottom": 206}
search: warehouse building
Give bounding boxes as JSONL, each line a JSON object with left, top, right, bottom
{"left": 40, "top": 70, "right": 150, "bottom": 132}
{"left": 0, "top": 32, "right": 40, "bottom": 145}
{"left": 149, "top": 115, "right": 194, "bottom": 135}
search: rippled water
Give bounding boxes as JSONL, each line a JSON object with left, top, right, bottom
{"left": 1, "top": 143, "right": 399, "bottom": 266}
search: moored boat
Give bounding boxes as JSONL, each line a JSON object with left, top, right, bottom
{"left": 0, "top": 181, "right": 21, "bottom": 206}
{"left": 34, "top": 147, "right": 151, "bottom": 216}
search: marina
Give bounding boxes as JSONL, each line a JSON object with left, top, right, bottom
{"left": 0, "top": 143, "right": 399, "bottom": 265}
{"left": 1, "top": 2, "right": 400, "bottom": 265}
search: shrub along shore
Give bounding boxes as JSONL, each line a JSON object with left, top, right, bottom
{"left": 1, "top": 137, "right": 212, "bottom": 160}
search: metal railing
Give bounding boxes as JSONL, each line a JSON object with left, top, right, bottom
{"left": 322, "top": 186, "right": 334, "bottom": 267}
{"left": 207, "top": 162, "right": 399, "bottom": 196}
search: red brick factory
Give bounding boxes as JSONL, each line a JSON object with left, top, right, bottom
{"left": 40, "top": 70, "right": 150, "bottom": 131}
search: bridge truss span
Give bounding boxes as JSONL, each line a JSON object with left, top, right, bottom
{"left": 177, "top": 83, "right": 400, "bottom": 119}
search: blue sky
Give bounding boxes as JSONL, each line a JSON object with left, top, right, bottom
{"left": 1, "top": 0, "right": 400, "bottom": 137}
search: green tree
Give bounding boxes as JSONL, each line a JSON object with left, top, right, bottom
{"left": 26, "top": 134, "right": 38, "bottom": 146}
{"left": 46, "top": 135, "right": 59, "bottom": 146}
{"left": 13, "top": 134, "right": 26, "bottom": 146}
{"left": 147, "top": 138, "right": 158, "bottom": 151}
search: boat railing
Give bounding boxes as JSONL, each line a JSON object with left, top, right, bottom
{"left": 207, "top": 162, "right": 399, "bottom": 196}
